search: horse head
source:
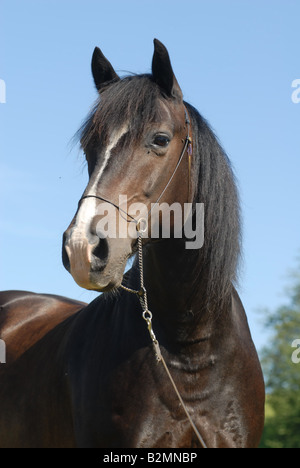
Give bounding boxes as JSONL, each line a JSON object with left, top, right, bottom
{"left": 62, "top": 40, "right": 192, "bottom": 292}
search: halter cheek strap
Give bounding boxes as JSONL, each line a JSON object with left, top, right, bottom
{"left": 185, "top": 108, "right": 193, "bottom": 204}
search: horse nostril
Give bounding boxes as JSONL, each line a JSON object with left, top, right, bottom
{"left": 91, "top": 236, "right": 109, "bottom": 272}
{"left": 62, "top": 232, "right": 70, "bottom": 272}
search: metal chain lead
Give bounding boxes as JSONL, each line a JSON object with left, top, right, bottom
{"left": 120, "top": 232, "right": 160, "bottom": 357}
{"left": 120, "top": 228, "right": 207, "bottom": 448}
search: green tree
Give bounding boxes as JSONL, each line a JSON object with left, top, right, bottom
{"left": 260, "top": 267, "right": 300, "bottom": 448}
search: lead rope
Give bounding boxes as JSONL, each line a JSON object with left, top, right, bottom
{"left": 120, "top": 231, "right": 208, "bottom": 449}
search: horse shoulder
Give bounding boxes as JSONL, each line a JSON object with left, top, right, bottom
{"left": 0, "top": 290, "right": 86, "bottom": 363}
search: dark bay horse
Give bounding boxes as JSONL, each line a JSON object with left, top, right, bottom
{"left": 0, "top": 40, "right": 265, "bottom": 448}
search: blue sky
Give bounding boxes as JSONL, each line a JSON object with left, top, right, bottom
{"left": 1, "top": 0, "right": 299, "bottom": 351}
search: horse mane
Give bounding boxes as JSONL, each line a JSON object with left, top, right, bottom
{"left": 78, "top": 74, "right": 242, "bottom": 313}
{"left": 185, "top": 102, "right": 242, "bottom": 313}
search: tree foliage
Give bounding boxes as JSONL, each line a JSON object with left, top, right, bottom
{"left": 260, "top": 268, "right": 300, "bottom": 448}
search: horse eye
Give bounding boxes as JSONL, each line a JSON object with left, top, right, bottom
{"left": 153, "top": 135, "right": 170, "bottom": 147}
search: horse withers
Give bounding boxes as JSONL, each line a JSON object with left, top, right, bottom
{"left": 0, "top": 40, "right": 265, "bottom": 448}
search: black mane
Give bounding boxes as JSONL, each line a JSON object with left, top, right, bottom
{"left": 185, "top": 103, "right": 241, "bottom": 312}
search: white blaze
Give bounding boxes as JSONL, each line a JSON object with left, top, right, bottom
{"left": 65, "top": 124, "right": 128, "bottom": 287}
{"left": 72, "top": 124, "right": 128, "bottom": 239}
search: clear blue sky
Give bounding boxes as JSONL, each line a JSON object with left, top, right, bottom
{"left": 1, "top": 0, "right": 299, "bottom": 351}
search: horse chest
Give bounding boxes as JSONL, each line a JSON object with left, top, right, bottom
{"left": 100, "top": 351, "right": 212, "bottom": 448}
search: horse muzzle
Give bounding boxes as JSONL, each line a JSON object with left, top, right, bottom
{"left": 62, "top": 216, "right": 132, "bottom": 292}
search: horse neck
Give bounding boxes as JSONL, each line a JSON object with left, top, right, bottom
{"left": 142, "top": 238, "right": 220, "bottom": 344}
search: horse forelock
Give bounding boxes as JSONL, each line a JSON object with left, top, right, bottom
{"left": 78, "top": 74, "right": 177, "bottom": 152}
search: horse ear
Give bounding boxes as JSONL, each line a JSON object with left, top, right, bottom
{"left": 152, "top": 39, "right": 183, "bottom": 101}
{"left": 91, "top": 47, "right": 120, "bottom": 92}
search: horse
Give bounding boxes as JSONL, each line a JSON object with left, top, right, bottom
{"left": 0, "top": 39, "right": 265, "bottom": 448}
